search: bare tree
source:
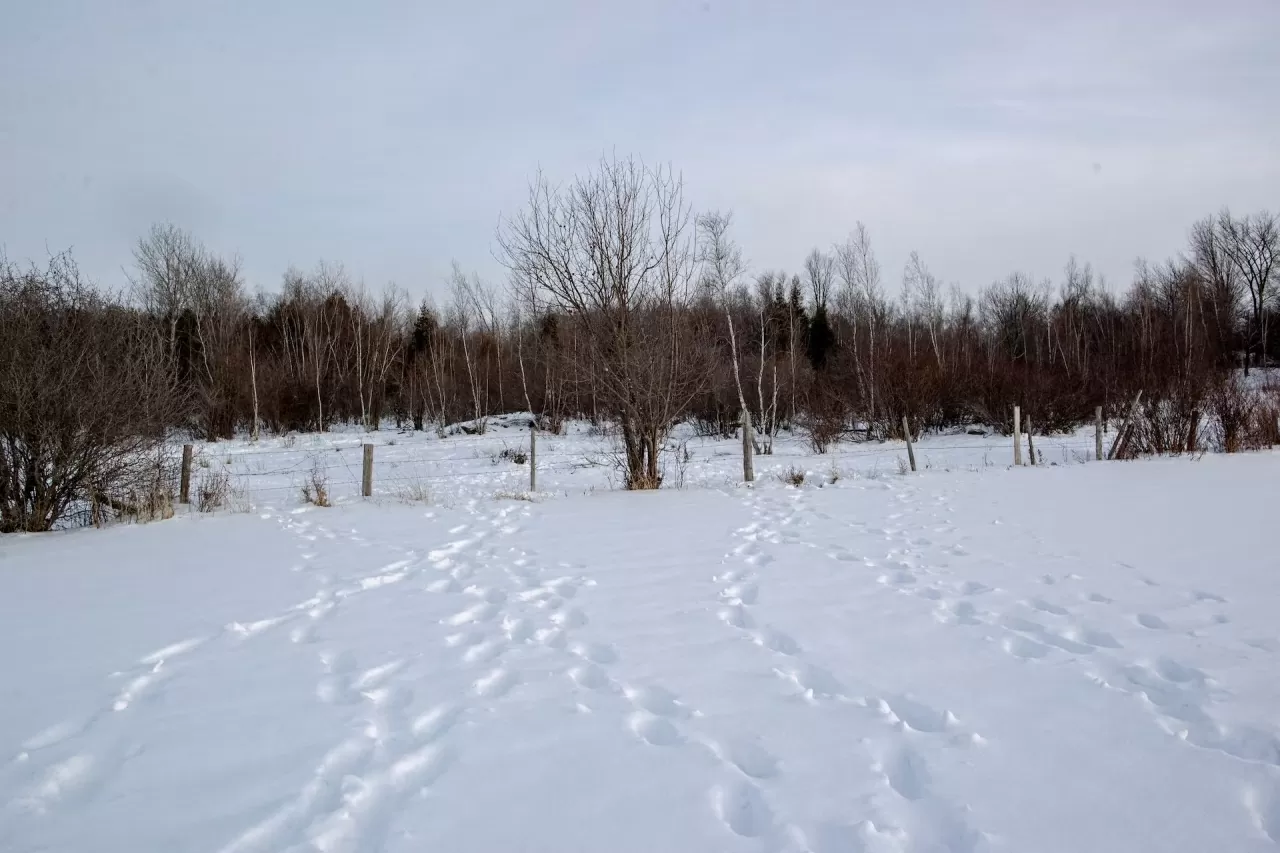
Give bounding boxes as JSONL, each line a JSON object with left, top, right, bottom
{"left": 450, "top": 263, "right": 488, "bottom": 433}
{"left": 498, "top": 155, "right": 708, "bottom": 488}
{"left": 1217, "top": 209, "right": 1279, "bottom": 372}
{"left": 248, "top": 322, "right": 260, "bottom": 441}
{"left": 347, "top": 282, "right": 405, "bottom": 430}
{"left": 131, "top": 224, "right": 247, "bottom": 438}
{"left": 697, "top": 211, "right": 757, "bottom": 452}
{"left": 834, "top": 224, "right": 883, "bottom": 431}
{"left": 903, "top": 250, "right": 945, "bottom": 370}
{"left": 1188, "top": 216, "right": 1242, "bottom": 365}
{"left": 804, "top": 248, "right": 835, "bottom": 311}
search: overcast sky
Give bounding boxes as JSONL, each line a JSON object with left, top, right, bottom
{"left": 2, "top": 1, "right": 1278, "bottom": 301}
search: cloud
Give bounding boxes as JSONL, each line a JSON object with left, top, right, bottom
{"left": 1, "top": 0, "right": 1277, "bottom": 297}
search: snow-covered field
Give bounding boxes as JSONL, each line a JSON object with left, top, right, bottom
{"left": 3, "top": 425, "right": 1280, "bottom": 853}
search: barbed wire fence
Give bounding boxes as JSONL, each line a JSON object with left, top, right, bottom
{"left": 173, "top": 421, "right": 1106, "bottom": 512}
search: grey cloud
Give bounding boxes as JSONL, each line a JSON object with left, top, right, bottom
{"left": 1, "top": 0, "right": 1277, "bottom": 299}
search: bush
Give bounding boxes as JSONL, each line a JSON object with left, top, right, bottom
{"left": 0, "top": 254, "right": 185, "bottom": 532}
{"left": 196, "top": 469, "right": 231, "bottom": 512}
{"left": 300, "top": 462, "right": 331, "bottom": 507}
{"left": 798, "top": 408, "right": 843, "bottom": 454}
{"left": 1208, "top": 373, "right": 1280, "bottom": 450}
{"left": 779, "top": 467, "right": 806, "bottom": 487}
{"left": 1127, "top": 393, "right": 1201, "bottom": 456}
{"left": 495, "top": 446, "right": 528, "bottom": 465}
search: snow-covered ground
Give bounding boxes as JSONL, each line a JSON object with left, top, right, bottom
{"left": 2, "top": 425, "right": 1279, "bottom": 853}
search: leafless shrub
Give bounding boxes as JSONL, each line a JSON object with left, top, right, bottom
{"left": 669, "top": 439, "right": 693, "bottom": 489}
{"left": 1252, "top": 401, "right": 1280, "bottom": 448}
{"left": 495, "top": 445, "right": 528, "bottom": 465}
{"left": 494, "top": 489, "right": 537, "bottom": 502}
{"left": 799, "top": 410, "right": 843, "bottom": 454}
{"left": 691, "top": 415, "right": 736, "bottom": 439}
{"left": 86, "top": 447, "right": 179, "bottom": 527}
{"left": 394, "top": 478, "right": 431, "bottom": 504}
{"left": 896, "top": 456, "right": 910, "bottom": 476}
{"left": 196, "top": 469, "right": 231, "bottom": 512}
{"left": 1, "top": 253, "right": 186, "bottom": 532}
{"left": 1126, "top": 393, "right": 1201, "bottom": 456}
{"left": 779, "top": 466, "right": 806, "bottom": 487}
{"left": 1208, "top": 377, "right": 1259, "bottom": 453}
{"left": 300, "top": 461, "right": 331, "bottom": 507}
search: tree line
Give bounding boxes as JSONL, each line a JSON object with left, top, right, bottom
{"left": 2, "top": 155, "right": 1278, "bottom": 528}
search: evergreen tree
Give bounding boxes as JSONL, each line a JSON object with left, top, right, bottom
{"left": 807, "top": 304, "right": 836, "bottom": 371}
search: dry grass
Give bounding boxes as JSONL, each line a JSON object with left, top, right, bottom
{"left": 196, "top": 469, "right": 231, "bottom": 512}
{"left": 779, "top": 466, "right": 806, "bottom": 487}
{"left": 300, "top": 462, "right": 331, "bottom": 507}
{"left": 494, "top": 490, "right": 537, "bottom": 502}
{"left": 394, "top": 478, "right": 431, "bottom": 504}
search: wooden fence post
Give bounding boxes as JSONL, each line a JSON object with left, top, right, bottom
{"left": 1026, "top": 417, "right": 1037, "bottom": 466}
{"left": 1108, "top": 390, "right": 1143, "bottom": 460}
{"left": 362, "top": 444, "right": 373, "bottom": 497}
{"left": 529, "top": 422, "right": 537, "bottom": 492}
{"left": 742, "top": 408, "right": 755, "bottom": 483}
{"left": 180, "top": 444, "right": 193, "bottom": 504}
{"left": 902, "top": 416, "right": 917, "bottom": 472}
{"left": 1187, "top": 409, "right": 1199, "bottom": 454}
{"left": 1013, "top": 406, "right": 1023, "bottom": 466}
{"left": 1095, "top": 406, "right": 1104, "bottom": 461}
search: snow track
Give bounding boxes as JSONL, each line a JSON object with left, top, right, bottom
{"left": 3, "top": 450, "right": 1280, "bottom": 852}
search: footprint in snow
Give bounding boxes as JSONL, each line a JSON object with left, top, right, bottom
{"left": 1002, "top": 634, "right": 1050, "bottom": 660}
{"left": 1153, "top": 657, "right": 1206, "bottom": 685}
{"left": 710, "top": 737, "right": 780, "bottom": 780}
{"left": 879, "top": 745, "right": 930, "bottom": 801}
{"left": 1245, "top": 782, "right": 1280, "bottom": 843}
{"left": 719, "top": 605, "right": 755, "bottom": 630}
{"left": 753, "top": 627, "right": 801, "bottom": 656}
{"left": 628, "top": 711, "right": 681, "bottom": 746}
{"left": 550, "top": 607, "right": 588, "bottom": 629}
{"left": 936, "top": 600, "right": 982, "bottom": 626}
{"left": 1030, "top": 597, "right": 1069, "bottom": 616}
{"left": 473, "top": 667, "right": 517, "bottom": 698}
{"left": 712, "top": 779, "right": 775, "bottom": 838}
{"left": 568, "top": 663, "right": 610, "bottom": 691}
{"left": 623, "top": 684, "right": 691, "bottom": 719}
{"left": 877, "top": 695, "right": 956, "bottom": 734}
{"left": 570, "top": 640, "right": 618, "bottom": 665}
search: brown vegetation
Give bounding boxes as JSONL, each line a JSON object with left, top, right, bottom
{"left": 2, "top": 155, "right": 1277, "bottom": 529}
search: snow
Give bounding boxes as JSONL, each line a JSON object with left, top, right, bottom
{"left": 2, "top": 425, "right": 1280, "bottom": 852}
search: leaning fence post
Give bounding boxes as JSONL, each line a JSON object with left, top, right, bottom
{"left": 1013, "top": 406, "right": 1023, "bottom": 466}
{"left": 529, "top": 421, "right": 537, "bottom": 492}
{"left": 362, "top": 443, "right": 374, "bottom": 498}
{"left": 1026, "top": 416, "right": 1037, "bottom": 466}
{"left": 180, "top": 444, "right": 193, "bottom": 504}
{"left": 902, "top": 415, "right": 917, "bottom": 472}
{"left": 742, "top": 408, "right": 755, "bottom": 483}
{"left": 1108, "top": 390, "right": 1143, "bottom": 460}
{"left": 1095, "top": 406, "right": 1104, "bottom": 461}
